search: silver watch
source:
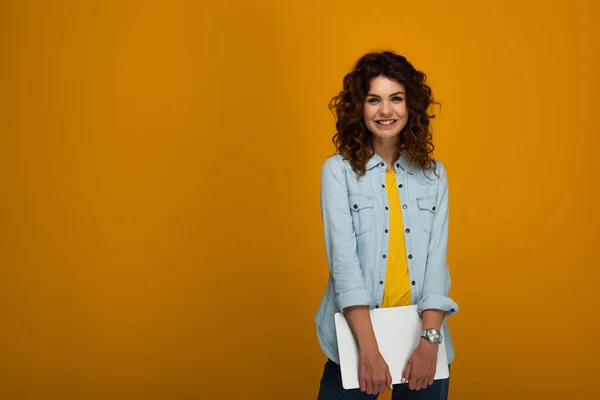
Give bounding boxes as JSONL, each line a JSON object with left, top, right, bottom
{"left": 421, "top": 328, "right": 443, "bottom": 344}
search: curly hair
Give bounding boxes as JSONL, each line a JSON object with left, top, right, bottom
{"left": 329, "top": 51, "right": 439, "bottom": 177}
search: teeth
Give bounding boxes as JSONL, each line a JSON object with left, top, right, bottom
{"left": 377, "top": 120, "right": 395, "bottom": 125}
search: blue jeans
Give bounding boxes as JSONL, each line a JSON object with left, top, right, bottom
{"left": 317, "top": 359, "right": 450, "bottom": 400}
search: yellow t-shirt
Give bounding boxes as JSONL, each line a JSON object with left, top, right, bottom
{"left": 381, "top": 171, "right": 412, "bottom": 308}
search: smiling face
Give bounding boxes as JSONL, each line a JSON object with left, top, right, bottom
{"left": 363, "top": 75, "right": 409, "bottom": 141}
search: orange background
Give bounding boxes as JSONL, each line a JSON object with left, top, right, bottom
{"left": 1, "top": 1, "right": 599, "bottom": 399}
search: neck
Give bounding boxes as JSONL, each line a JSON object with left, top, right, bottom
{"left": 372, "top": 136, "right": 400, "bottom": 172}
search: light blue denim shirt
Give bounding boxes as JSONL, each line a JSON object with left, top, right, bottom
{"left": 315, "top": 152, "right": 459, "bottom": 364}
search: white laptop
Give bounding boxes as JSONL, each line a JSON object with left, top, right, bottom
{"left": 334, "top": 305, "right": 449, "bottom": 389}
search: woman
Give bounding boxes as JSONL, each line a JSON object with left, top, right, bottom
{"left": 315, "top": 51, "right": 459, "bottom": 400}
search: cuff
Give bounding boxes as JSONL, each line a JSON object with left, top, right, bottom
{"left": 417, "top": 294, "right": 459, "bottom": 316}
{"left": 335, "top": 289, "right": 373, "bottom": 312}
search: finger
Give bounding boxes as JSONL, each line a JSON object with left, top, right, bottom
{"left": 402, "top": 360, "right": 411, "bottom": 384}
{"left": 373, "top": 380, "right": 381, "bottom": 396}
{"left": 366, "top": 378, "right": 373, "bottom": 395}
{"left": 359, "top": 371, "right": 366, "bottom": 393}
{"left": 409, "top": 375, "right": 417, "bottom": 391}
{"left": 415, "top": 374, "right": 425, "bottom": 391}
{"left": 421, "top": 377, "right": 428, "bottom": 390}
{"left": 409, "top": 361, "right": 419, "bottom": 390}
{"left": 407, "top": 363, "right": 415, "bottom": 389}
{"left": 417, "top": 378, "right": 425, "bottom": 391}
{"left": 387, "top": 367, "right": 393, "bottom": 390}
{"left": 428, "top": 374, "right": 434, "bottom": 386}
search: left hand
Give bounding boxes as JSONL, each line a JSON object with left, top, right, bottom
{"left": 401, "top": 339, "right": 438, "bottom": 390}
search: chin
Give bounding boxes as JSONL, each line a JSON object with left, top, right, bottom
{"left": 371, "top": 129, "right": 402, "bottom": 139}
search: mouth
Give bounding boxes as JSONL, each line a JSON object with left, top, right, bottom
{"left": 375, "top": 119, "right": 398, "bottom": 127}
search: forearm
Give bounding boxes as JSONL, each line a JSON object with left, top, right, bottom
{"left": 422, "top": 309, "right": 444, "bottom": 331}
{"left": 344, "top": 305, "right": 379, "bottom": 355}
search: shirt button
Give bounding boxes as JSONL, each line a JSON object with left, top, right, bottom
{"left": 398, "top": 184, "right": 403, "bottom": 188}
{"left": 382, "top": 184, "right": 385, "bottom": 188}
{"left": 385, "top": 229, "right": 388, "bottom": 233}
{"left": 375, "top": 305, "right": 380, "bottom": 308}
{"left": 353, "top": 204, "right": 358, "bottom": 209}
{"left": 382, "top": 254, "right": 387, "bottom": 259}
{"left": 385, "top": 206, "right": 389, "bottom": 210}
{"left": 396, "top": 163, "right": 399, "bottom": 168}
{"left": 380, "top": 162, "right": 385, "bottom": 167}
{"left": 402, "top": 204, "right": 407, "bottom": 209}
{"left": 379, "top": 280, "right": 384, "bottom": 284}
{"left": 405, "top": 228, "right": 410, "bottom": 233}
{"left": 408, "top": 254, "right": 413, "bottom": 259}
{"left": 411, "top": 280, "right": 416, "bottom": 286}
{"left": 432, "top": 206, "right": 436, "bottom": 211}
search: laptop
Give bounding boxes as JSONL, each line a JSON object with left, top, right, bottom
{"left": 334, "top": 305, "right": 449, "bottom": 389}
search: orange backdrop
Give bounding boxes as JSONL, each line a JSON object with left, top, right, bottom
{"left": 1, "top": 1, "right": 599, "bottom": 399}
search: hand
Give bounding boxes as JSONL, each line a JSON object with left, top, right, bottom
{"left": 358, "top": 350, "right": 393, "bottom": 395}
{"left": 402, "top": 340, "right": 438, "bottom": 390}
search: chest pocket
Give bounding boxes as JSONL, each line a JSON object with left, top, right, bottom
{"left": 417, "top": 196, "right": 437, "bottom": 233}
{"left": 349, "top": 194, "right": 374, "bottom": 236}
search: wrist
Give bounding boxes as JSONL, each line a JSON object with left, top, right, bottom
{"left": 421, "top": 327, "right": 443, "bottom": 344}
{"left": 419, "top": 337, "right": 440, "bottom": 348}
{"left": 418, "top": 339, "right": 439, "bottom": 357}
{"left": 358, "top": 341, "right": 380, "bottom": 357}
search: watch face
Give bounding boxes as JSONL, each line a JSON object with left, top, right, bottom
{"left": 426, "top": 329, "right": 440, "bottom": 342}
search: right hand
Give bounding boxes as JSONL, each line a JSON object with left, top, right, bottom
{"left": 358, "top": 350, "right": 392, "bottom": 395}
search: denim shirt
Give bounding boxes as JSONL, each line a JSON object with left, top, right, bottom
{"left": 315, "top": 152, "right": 459, "bottom": 364}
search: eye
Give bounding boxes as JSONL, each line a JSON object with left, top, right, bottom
{"left": 367, "top": 98, "right": 379, "bottom": 104}
{"left": 392, "top": 96, "right": 404, "bottom": 103}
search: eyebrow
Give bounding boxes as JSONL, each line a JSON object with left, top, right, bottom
{"left": 366, "top": 91, "right": 405, "bottom": 98}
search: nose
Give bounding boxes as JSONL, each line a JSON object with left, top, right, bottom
{"left": 379, "top": 100, "right": 392, "bottom": 117}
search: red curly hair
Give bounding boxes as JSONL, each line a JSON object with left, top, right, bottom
{"left": 329, "top": 51, "right": 439, "bottom": 177}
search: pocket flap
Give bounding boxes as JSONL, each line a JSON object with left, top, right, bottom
{"left": 349, "top": 194, "right": 374, "bottom": 211}
{"left": 417, "top": 196, "right": 437, "bottom": 213}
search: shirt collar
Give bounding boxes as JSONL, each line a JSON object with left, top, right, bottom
{"left": 366, "top": 152, "right": 415, "bottom": 174}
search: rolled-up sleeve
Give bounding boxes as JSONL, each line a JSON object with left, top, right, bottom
{"left": 320, "top": 156, "right": 372, "bottom": 311}
{"left": 417, "top": 161, "right": 459, "bottom": 316}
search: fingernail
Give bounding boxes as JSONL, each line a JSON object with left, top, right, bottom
{"left": 401, "top": 377, "right": 406, "bottom": 383}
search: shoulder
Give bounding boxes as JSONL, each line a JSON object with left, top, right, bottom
{"left": 432, "top": 158, "right": 447, "bottom": 177}
{"left": 412, "top": 157, "right": 447, "bottom": 184}
{"left": 321, "top": 153, "right": 349, "bottom": 175}
{"left": 426, "top": 158, "right": 448, "bottom": 179}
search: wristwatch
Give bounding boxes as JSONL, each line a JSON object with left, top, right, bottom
{"left": 421, "top": 328, "right": 443, "bottom": 344}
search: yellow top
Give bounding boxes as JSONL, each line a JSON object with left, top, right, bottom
{"left": 381, "top": 171, "right": 412, "bottom": 308}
